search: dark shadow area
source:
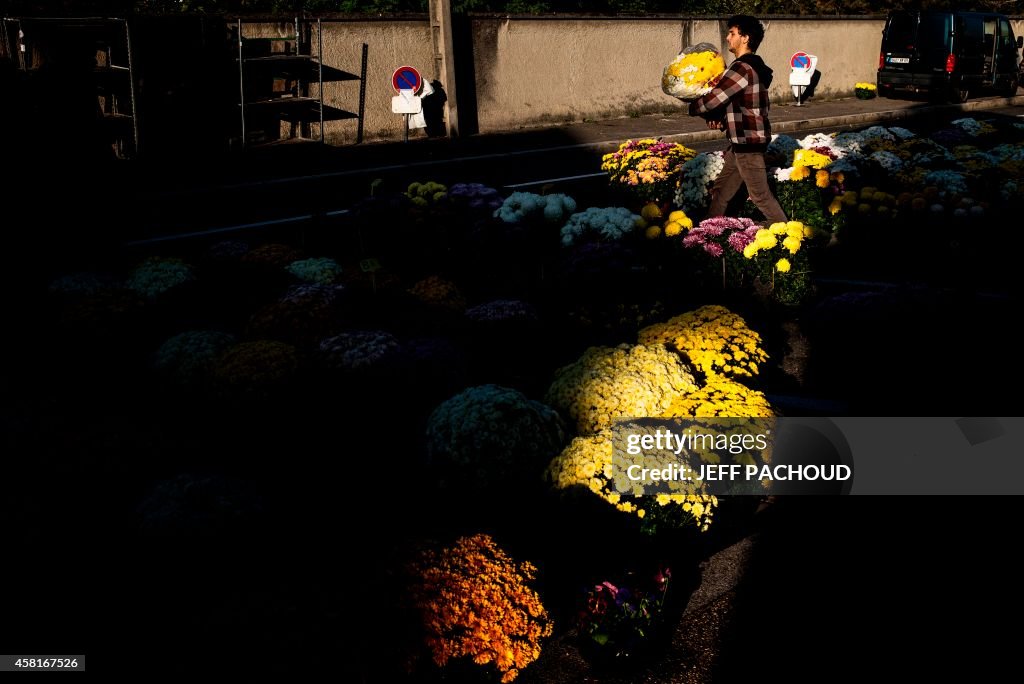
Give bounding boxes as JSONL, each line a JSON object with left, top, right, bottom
{"left": 422, "top": 78, "right": 448, "bottom": 138}
{"left": 711, "top": 496, "right": 1022, "bottom": 680}
{"left": 451, "top": 12, "right": 478, "bottom": 136}
{"left": 131, "top": 15, "right": 235, "bottom": 162}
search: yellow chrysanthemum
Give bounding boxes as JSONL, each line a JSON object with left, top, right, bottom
{"left": 545, "top": 344, "right": 698, "bottom": 435}
{"left": 793, "top": 149, "right": 833, "bottom": 170}
{"left": 667, "top": 210, "right": 689, "bottom": 225}
{"left": 638, "top": 305, "right": 768, "bottom": 379}
{"left": 776, "top": 258, "right": 791, "bottom": 273}
{"left": 641, "top": 202, "right": 663, "bottom": 221}
{"left": 546, "top": 424, "right": 718, "bottom": 529}
{"left": 789, "top": 165, "right": 811, "bottom": 181}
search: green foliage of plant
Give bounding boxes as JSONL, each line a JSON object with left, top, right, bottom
{"left": 774, "top": 177, "right": 828, "bottom": 232}
{"left": 22, "top": 0, "right": 1024, "bottom": 17}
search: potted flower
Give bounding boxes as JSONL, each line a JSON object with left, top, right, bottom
{"left": 576, "top": 567, "right": 677, "bottom": 670}
{"left": 740, "top": 221, "right": 818, "bottom": 307}
{"left": 600, "top": 138, "right": 697, "bottom": 206}
{"left": 855, "top": 82, "right": 877, "bottom": 99}
{"left": 406, "top": 534, "right": 553, "bottom": 683}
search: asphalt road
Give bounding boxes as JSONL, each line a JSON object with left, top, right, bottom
{"left": 114, "top": 94, "right": 1023, "bottom": 246}
{"left": 13, "top": 93, "right": 1022, "bottom": 255}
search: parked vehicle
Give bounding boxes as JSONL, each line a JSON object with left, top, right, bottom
{"left": 877, "top": 10, "right": 1022, "bottom": 102}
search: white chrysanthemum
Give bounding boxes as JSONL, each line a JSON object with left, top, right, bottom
{"left": 1000, "top": 180, "right": 1018, "bottom": 201}
{"left": 950, "top": 117, "right": 983, "bottom": 136}
{"left": 773, "top": 166, "right": 794, "bottom": 182}
{"left": 858, "top": 125, "right": 895, "bottom": 142}
{"left": 831, "top": 131, "right": 865, "bottom": 154}
{"left": 796, "top": 132, "right": 835, "bottom": 150}
{"left": 990, "top": 143, "right": 1024, "bottom": 163}
{"left": 923, "top": 170, "right": 968, "bottom": 196}
{"left": 869, "top": 150, "right": 904, "bottom": 173}
{"left": 910, "top": 149, "right": 954, "bottom": 168}
{"left": 674, "top": 150, "right": 725, "bottom": 211}
{"left": 825, "top": 156, "right": 862, "bottom": 176}
{"left": 560, "top": 207, "right": 640, "bottom": 246}
{"left": 494, "top": 191, "right": 576, "bottom": 225}
{"left": 426, "top": 384, "right": 565, "bottom": 487}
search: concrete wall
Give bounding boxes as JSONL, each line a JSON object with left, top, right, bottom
{"left": 318, "top": 20, "right": 434, "bottom": 145}
{"left": 265, "top": 15, "right": 1024, "bottom": 144}
{"left": 471, "top": 16, "right": 886, "bottom": 134}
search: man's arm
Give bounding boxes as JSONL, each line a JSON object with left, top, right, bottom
{"left": 688, "top": 64, "right": 750, "bottom": 118}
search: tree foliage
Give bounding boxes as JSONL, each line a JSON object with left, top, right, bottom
{"left": 5, "top": 0, "right": 1024, "bottom": 16}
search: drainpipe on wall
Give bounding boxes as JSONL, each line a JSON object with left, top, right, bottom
{"left": 429, "top": 0, "right": 460, "bottom": 137}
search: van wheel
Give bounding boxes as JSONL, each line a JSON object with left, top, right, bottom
{"left": 999, "top": 76, "right": 1019, "bottom": 97}
{"left": 950, "top": 86, "right": 970, "bottom": 104}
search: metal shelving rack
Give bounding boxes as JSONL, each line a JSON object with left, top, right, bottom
{"left": 236, "top": 17, "right": 366, "bottom": 148}
{"left": 1, "top": 16, "right": 139, "bottom": 159}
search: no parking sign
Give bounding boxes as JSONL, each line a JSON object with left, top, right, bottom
{"left": 789, "top": 51, "right": 818, "bottom": 87}
{"left": 392, "top": 65, "right": 423, "bottom": 94}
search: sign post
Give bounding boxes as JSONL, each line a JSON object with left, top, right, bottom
{"left": 391, "top": 66, "right": 423, "bottom": 142}
{"left": 788, "top": 52, "right": 818, "bottom": 106}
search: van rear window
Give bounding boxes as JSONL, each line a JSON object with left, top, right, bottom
{"left": 883, "top": 12, "right": 952, "bottom": 51}
{"left": 919, "top": 13, "right": 952, "bottom": 51}
{"left": 884, "top": 13, "right": 917, "bottom": 50}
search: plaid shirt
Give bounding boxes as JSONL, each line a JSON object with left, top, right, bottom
{"left": 689, "top": 54, "right": 773, "bottom": 147}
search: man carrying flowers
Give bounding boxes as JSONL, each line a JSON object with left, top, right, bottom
{"left": 687, "top": 15, "right": 787, "bottom": 225}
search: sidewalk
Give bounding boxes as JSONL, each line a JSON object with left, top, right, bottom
{"left": 314, "top": 92, "right": 1024, "bottom": 164}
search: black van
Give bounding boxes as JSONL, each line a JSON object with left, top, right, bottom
{"left": 877, "top": 10, "right": 1022, "bottom": 102}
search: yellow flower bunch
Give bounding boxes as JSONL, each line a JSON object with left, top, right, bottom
{"left": 637, "top": 305, "right": 768, "bottom": 379}
{"left": 545, "top": 424, "right": 718, "bottom": 530}
{"left": 738, "top": 222, "right": 815, "bottom": 302}
{"left": 640, "top": 202, "right": 663, "bottom": 221}
{"left": 406, "top": 181, "right": 448, "bottom": 208}
{"left": 408, "top": 534, "right": 553, "bottom": 683}
{"left": 789, "top": 164, "right": 812, "bottom": 181}
{"left": 600, "top": 139, "right": 696, "bottom": 203}
{"left": 662, "top": 45, "right": 727, "bottom": 101}
{"left": 664, "top": 209, "right": 693, "bottom": 236}
{"left": 642, "top": 209, "right": 693, "bottom": 239}
{"left": 855, "top": 82, "right": 877, "bottom": 99}
{"left": 544, "top": 344, "right": 698, "bottom": 435}
{"left": 742, "top": 221, "right": 811, "bottom": 260}
{"left": 665, "top": 374, "right": 775, "bottom": 418}
{"left": 793, "top": 149, "right": 833, "bottom": 170}
{"left": 408, "top": 275, "right": 467, "bottom": 312}
{"left": 845, "top": 186, "right": 898, "bottom": 217}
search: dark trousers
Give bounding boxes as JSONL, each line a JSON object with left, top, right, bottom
{"left": 708, "top": 144, "right": 788, "bottom": 224}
